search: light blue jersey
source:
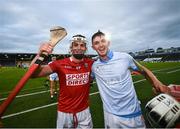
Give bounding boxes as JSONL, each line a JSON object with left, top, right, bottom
{"left": 92, "top": 50, "right": 142, "bottom": 118}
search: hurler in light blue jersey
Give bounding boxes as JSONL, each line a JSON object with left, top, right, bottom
{"left": 92, "top": 50, "right": 141, "bottom": 117}
{"left": 91, "top": 30, "right": 146, "bottom": 128}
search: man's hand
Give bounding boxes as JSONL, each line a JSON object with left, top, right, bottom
{"left": 38, "top": 42, "right": 54, "bottom": 55}
{"left": 30, "top": 42, "right": 53, "bottom": 66}
{"left": 168, "top": 84, "right": 180, "bottom": 101}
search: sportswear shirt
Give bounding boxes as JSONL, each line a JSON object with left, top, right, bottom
{"left": 49, "top": 58, "right": 93, "bottom": 113}
{"left": 92, "top": 50, "right": 142, "bottom": 118}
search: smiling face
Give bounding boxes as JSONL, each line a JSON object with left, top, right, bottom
{"left": 71, "top": 41, "right": 87, "bottom": 55}
{"left": 70, "top": 34, "right": 87, "bottom": 60}
{"left": 92, "top": 35, "right": 110, "bottom": 59}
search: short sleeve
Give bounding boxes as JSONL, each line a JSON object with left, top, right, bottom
{"left": 48, "top": 61, "right": 58, "bottom": 72}
{"left": 127, "top": 54, "right": 139, "bottom": 71}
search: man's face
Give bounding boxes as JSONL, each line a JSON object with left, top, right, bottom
{"left": 92, "top": 35, "right": 110, "bottom": 58}
{"left": 71, "top": 41, "right": 87, "bottom": 56}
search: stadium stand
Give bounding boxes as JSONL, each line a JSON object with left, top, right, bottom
{"left": 129, "top": 47, "right": 180, "bottom": 62}
{"left": 0, "top": 53, "right": 97, "bottom": 67}
{"left": 1, "top": 47, "right": 180, "bottom": 67}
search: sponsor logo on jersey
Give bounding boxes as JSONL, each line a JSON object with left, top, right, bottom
{"left": 66, "top": 72, "right": 90, "bottom": 86}
{"left": 65, "top": 65, "right": 72, "bottom": 69}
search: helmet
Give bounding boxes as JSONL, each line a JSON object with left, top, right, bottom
{"left": 71, "top": 34, "right": 87, "bottom": 44}
{"left": 145, "top": 94, "right": 180, "bottom": 128}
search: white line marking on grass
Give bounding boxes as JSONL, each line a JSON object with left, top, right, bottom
{"left": 1, "top": 80, "right": 146, "bottom": 119}
{"left": 132, "top": 66, "right": 180, "bottom": 76}
{"left": 134, "top": 79, "right": 146, "bottom": 83}
{"left": 167, "top": 69, "right": 180, "bottom": 74}
{"left": 0, "top": 86, "right": 45, "bottom": 95}
{"left": 153, "top": 66, "right": 180, "bottom": 72}
{"left": 2, "top": 91, "right": 100, "bottom": 119}
{"left": 0, "top": 90, "right": 50, "bottom": 101}
{"left": 2, "top": 103, "right": 57, "bottom": 119}
{"left": 0, "top": 82, "right": 97, "bottom": 101}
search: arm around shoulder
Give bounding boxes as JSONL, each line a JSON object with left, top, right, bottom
{"left": 133, "top": 59, "right": 170, "bottom": 93}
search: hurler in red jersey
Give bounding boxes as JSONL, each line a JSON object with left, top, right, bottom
{"left": 30, "top": 34, "right": 94, "bottom": 129}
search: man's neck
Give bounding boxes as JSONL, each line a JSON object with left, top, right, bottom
{"left": 70, "top": 56, "right": 83, "bottom": 63}
{"left": 100, "top": 55, "right": 109, "bottom": 61}
{"left": 99, "top": 50, "right": 113, "bottom": 62}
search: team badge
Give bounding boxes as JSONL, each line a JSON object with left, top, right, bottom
{"left": 76, "top": 66, "right": 81, "bottom": 70}
{"left": 84, "top": 63, "right": 88, "bottom": 68}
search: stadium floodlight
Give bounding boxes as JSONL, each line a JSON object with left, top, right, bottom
{"left": 145, "top": 93, "right": 180, "bottom": 128}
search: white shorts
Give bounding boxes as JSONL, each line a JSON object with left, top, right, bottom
{"left": 56, "top": 107, "right": 93, "bottom": 129}
{"left": 49, "top": 73, "right": 59, "bottom": 81}
{"left": 104, "top": 111, "right": 146, "bottom": 128}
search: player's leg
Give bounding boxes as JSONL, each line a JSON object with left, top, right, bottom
{"left": 56, "top": 108, "right": 93, "bottom": 129}
{"left": 56, "top": 111, "right": 73, "bottom": 128}
{"left": 50, "top": 81, "right": 55, "bottom": 98}
{"left": 49, "top": 76, "right": 55, "bottom": 99}
{"left": 76, "top": 107, "right": 93, "bottom": 129}
{"left": 104, "top": 110, "right": 145, "bottom": 128}
{"left": 54, "top": 77, "right": 59, "bottom": 95}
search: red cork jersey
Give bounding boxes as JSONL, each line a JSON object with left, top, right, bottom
{"left": 49, "top": 57, "right": 93, "bottom": 113}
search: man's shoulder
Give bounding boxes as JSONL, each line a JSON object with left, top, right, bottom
{"left": 84, "top": 58, "right": 94, "bottom": 65}
{"left": 50, "top": 58, "right": 70, "bottom": 65}
{"left": 114, "top": 51, "right": 129, "bottom": 56}
{"left": 113, "top": 52, "right": 131, "bottom": 59}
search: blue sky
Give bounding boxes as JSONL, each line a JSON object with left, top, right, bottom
{"left": 1, "top": 0, "right": 180, "bottom": 54}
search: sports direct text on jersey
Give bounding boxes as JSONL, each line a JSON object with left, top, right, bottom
{"left": 66, "top": 72, "right": 90, "bottom": 86}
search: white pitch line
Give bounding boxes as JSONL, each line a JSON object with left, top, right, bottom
{"left": 134, "top": 79, "right": 146, "bottom": 84}
{"left": 167, "top": 69, "right": 180, "bottom": 74}
{"left": 2, "top": 92, "right": 100, "bottom": 119}
{"left": 0, "top": 82, "right": 97, "bottom": 101}
{"left": 153, "top": 66, "right": 180, "bottom": 72}
{"left": 0, "top": 86, "right": 45, "bottom": 95}
{"left": 2, "top": 103, "right": 57, "bottom": 119}
{"left": 0, "top": 90, "right": 50, "bottom": 101}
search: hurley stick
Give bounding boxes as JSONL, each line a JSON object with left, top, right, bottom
{"left": 0, "top": 26, "right": 67, "bottom": 117}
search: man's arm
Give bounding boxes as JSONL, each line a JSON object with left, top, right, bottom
{"left": 133, "top": 59, "right": 170, "bottom": 93}
{"left": 30, "top": 43, "right": 54, "bottom": 78}
{"left": 31, "top": 65, "right": 53, "bottom": 78}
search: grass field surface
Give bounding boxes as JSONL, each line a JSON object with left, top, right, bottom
{"left": 0, "top": 62, "right": 180, "bottom": 128}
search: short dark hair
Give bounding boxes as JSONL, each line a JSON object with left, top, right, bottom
{"left": 91, "top": 30, "right": 105, "bottom": 43}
